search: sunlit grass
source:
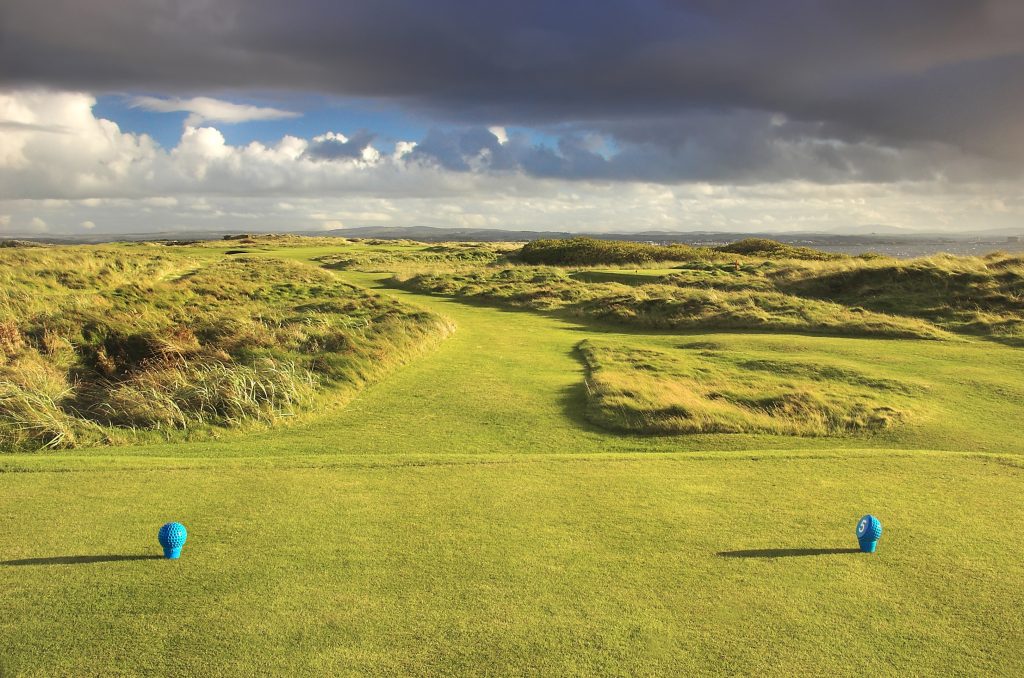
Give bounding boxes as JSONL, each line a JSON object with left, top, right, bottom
{"left": 578, "top": 339, "right": 912, "bottom": 435}
{"left": 0, "top": 247, "right": 452, "bottom": 450}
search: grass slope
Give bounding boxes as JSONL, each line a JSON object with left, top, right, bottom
{"left": 775, "top": 253, "right": 1024, "bottom": 343}
{"left": 403, "top": 239, "right": 1024, "bottom": 344}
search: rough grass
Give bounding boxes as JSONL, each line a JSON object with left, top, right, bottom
{"left": 518, "top": 237, "right": 707, "bottom": 265}
{"left": 399, "top": 244, "right": 1024, "bottom": 344}
{"left": 773, "top": 252, "right": 1024, "bottom": 343}
{"left": 516, "top": 236, "right": 854, "bottom": 266}
{"left": 578, "top": 340, "right": 912, "bottom": 435}
{"left": 400, "top": 266, "right": 951, "bottom": 340}
{"left": 316, "top": 241, "right": 510, "bottom": 273}
{"left": 0, "top": 248, "right": 452, "bottom": 451}
{"left": 717, "top": 237, "right": 849, "bottom": 261}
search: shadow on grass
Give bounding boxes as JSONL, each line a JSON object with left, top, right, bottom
{"left": 717, "top": 548, "right": 861, "bottom": 559}
{"left": 557, "top": 379, "right": 612, "bottom": 436}
{"left": 1, "top": 554, "right": 164, "bottom": 566}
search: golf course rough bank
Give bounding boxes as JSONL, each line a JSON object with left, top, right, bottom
{"left": 0, "top": 247, "right": 453, "bottom": 451}
{"left": 577, "top": 339, "right": 912, "bottom": 435}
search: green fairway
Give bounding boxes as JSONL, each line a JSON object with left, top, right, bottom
{"left": 2, "top": 240, "right": 1023, "bottom": 676}
{"left": 3, "top": 454, "right": 1023, "bottom": 676}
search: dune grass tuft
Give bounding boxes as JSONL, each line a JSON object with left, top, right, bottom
{"left": 518, "top": 237, "right": 707, "bottom": 266}
{"left": 0, "top": 247, "right": 452, "bottom": 451}
{"left": 577, "top": 340, "right": 912, "bottom": 436}
{"left": 772, "top": 253, "right": 1024, "bottom": 343}
{"left": 399, "top": 266, "right": 950, "bottom": 339}
{"left": 717, "top": 238, "right": 848, "bottom": 261}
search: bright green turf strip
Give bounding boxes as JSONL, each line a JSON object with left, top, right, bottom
{"left": 2, "top": 455, "right": 1022, "bottom": 676}
{"left": 2, "top": 246, "right": 1023, "bottom": 675}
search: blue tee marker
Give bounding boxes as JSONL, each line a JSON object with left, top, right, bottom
{"left": 856, "top": 515, "right": 883, "bottom": 553}
{"left": 158, "top": 522, "right": 188, "bottom": 559}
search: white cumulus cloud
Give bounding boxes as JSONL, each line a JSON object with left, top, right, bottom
{"left": 130, "top": 95, "right": 301, "bottom": 126}
{"left": 1, "top": 88, "right": 1023, "bottom": 236}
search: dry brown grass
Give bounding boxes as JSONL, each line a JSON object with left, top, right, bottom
{"left": 578, "top": 340, "right": 912, "bottom": 436}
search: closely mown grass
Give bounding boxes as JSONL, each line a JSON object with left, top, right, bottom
{"left": 0, "top": 247, "right": 452, "bottom": 451}
{"left": 399, "top": 266, "right": 950, "bottom": 340}
{"left": 578, "top": 340, "right": 912, "bottom": 435}
{"left": 3, "top": 453, "right": 1023, "bottom": 677}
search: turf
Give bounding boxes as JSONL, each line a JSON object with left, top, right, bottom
{"left": 2, "top": 454, "right": 1022, "bottom": 676}
{"left": 1, "top": 238, "right": 1023, "bottom": 676}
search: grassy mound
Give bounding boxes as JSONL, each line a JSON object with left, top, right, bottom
{"left": 717, "top": 238, "right": 847, "bottom": 261}
{"left": 399, "top": 245, "right": 1024, "bottom": 343}
{"left": 400, "top": 266, "right": 949, "bottom": 339}
{"left": 0, "top": 247, "right": 452, "bottom": 451}
{"left": 518, "top": 237, "right": 703, "bottom": 265}
{"left": 578, "top": 340, "right": 912, "bottom": 435}
{"left": 775, "top": 253, "right": 1024, "bottom": 342}
{"left": 317, "top": 241, "right": 506, "bottom": 273}
{"left": 517, "top": 237, "right": 846, "bottom": 266}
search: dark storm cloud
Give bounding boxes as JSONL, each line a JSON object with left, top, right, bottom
{"left": 3, "top": 0, "right": 1024, "bottom": 179}
{"left": 402, "top": 114, "right": 981, "bottom": 186}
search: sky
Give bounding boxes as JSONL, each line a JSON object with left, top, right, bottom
{"left": 1, "top": 1, "right": 1023, "bottom": 236}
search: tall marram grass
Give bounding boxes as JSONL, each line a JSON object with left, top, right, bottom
{"left": 772, "top": 252, "right": 1024, "bottom": 342}
{"left": 400, "top": 241, "right": 1024, "bottom": 342}
{"left": 399, "top": 266, "right": 950, "bottom": 340}
{"left": 578, "top": 340, "right": 911, "bottom": 436}
{"left": 0, "top": 382, "right": 86, "bottom": 450}
{"left": 0, "top": 247, "right": 452, "bottom": 451}
{"left": 94, "top": 360, "right": 317, "bottom": 429}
